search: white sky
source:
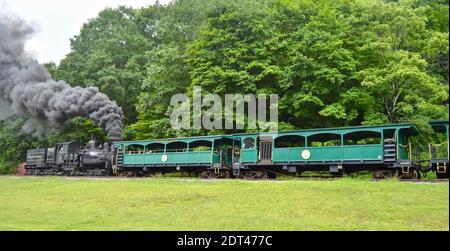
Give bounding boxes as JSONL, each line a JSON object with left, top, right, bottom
{"left": 1, "top": 0, "right": 172, "bottom": 64}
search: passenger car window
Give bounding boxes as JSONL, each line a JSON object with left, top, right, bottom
{"left": 243, "top": 138, "right": 255, "bottom": 149}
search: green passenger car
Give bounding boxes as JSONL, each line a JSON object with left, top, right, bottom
{"left": 113, "top": 136, "right": 237, "bottom": 174}
{"left": 233, "top": 123, "right": 419, "bottom": 175}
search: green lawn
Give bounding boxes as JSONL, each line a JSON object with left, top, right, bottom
{"left": 0, "top": 176, "right": 448, "bottom": 230}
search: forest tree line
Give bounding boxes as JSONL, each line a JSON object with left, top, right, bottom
{"left": 0, "top": 0, "right": 448, "bottom": 173}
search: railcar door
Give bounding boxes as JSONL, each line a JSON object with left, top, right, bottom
{"left": 259, "top": 136, "right": 273, "bottom": 164}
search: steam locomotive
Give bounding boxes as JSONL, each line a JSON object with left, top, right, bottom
{"left": 25, "top": 138, "right": 114, "bottom": 176}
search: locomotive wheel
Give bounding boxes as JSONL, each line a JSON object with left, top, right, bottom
{"left": 373, "top": 170, "right": 395, "bottom": 179}
{"left": 117, "top": 171, "right": 135, "bottom": 177}
{"left": 267, "top": 172, "right": 277, "bottom": 179}
{"left": 236, "top": 172, "right": 245, "bottom": 179}
{"left": 215, "top": 171, "right": 230, "bottom": 179}
{"left": 200, "top": 171, "right": 213, "bottom": 179}
{"left": 398, "top": 170, "right": 419, "bottom": 180}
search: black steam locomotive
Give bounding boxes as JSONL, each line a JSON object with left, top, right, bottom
{"left": 25, "top": 138, "right": 114, "bottom": 176}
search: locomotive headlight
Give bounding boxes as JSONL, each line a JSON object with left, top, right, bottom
{"left": 88, "top": 151, "right": 98, "bottom": 156}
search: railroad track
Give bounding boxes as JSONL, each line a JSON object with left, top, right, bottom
{"left": 35, "top": 175, "right": 450, "bottom": 183}
{"left": 372, "top": 179, "right": 449, "bottom": 183}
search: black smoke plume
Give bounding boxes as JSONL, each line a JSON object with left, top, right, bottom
{"left": 0, "top": 11, "right": 123, "bottom": 140}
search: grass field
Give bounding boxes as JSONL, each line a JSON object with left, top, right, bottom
{"left": 0, "top": 176, "right": 448, "bottom": 230}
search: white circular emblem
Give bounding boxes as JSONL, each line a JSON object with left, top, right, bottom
{"left": 301, "top": 150, "right": 311, "bottom": 160}
{"left": 161, "top": 154, "right": 168, "bottom": 162}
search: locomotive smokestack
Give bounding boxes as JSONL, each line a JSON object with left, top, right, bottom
{"left": 0, "top": 11, "right": 123, "bottom": 139}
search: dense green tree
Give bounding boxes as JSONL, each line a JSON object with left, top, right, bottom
{"left": 56, "top": 6, "right": 153, "bottom": 124}
{"left": 131, "top": 0, "right": 235, "bottom": 139}
{"left": 348, "top": 0, "right": 448, "bottom": 126}
{"left": 185, "top": 0, "right": 448, "bottom": 130}
{"left": 52, "top": 0, "right": 449, "bottom": 137}
{"left": 283, "top": 2, "right": 359, "bottom": 128}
